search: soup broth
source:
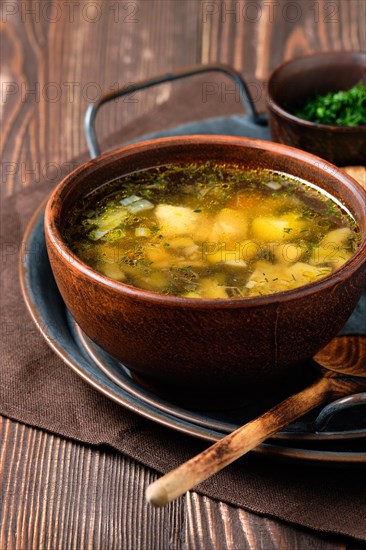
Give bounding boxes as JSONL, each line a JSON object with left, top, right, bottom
{"left": 64, "top": 163, "right": 360, "bottom": 298}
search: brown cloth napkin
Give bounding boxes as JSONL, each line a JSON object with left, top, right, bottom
{"left": 1, "top": 75, "right": 366, "bottom": 542}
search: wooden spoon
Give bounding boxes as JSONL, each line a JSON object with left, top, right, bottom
{"left": 146, "top": 336, "right": 366, "bottom": 507}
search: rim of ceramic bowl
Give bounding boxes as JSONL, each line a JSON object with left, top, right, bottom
{"left": 267, "top": 50, "right": 366, "bottom": 133}
{"left": 44, "top": 135, "right": 366, "bottom": 308}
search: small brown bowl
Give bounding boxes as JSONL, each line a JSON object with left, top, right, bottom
{"left": 44, "top": 136, "right": 366, "bottom": 400}
{"left": 267, "top": 51, "right": 366, "bottom": 166}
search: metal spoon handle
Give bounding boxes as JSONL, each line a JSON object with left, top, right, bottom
{"left": 146, "top": 377, "right": 334, "bottom": 507}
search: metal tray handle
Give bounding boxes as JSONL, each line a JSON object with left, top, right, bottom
{"left": 314, "top": 392, "right": 366, "bottom": 432}
{"left": 84, "top": 63, "right": 266, "bottom": 158}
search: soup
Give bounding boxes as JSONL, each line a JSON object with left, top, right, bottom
{"left": 64, "top": 163, "right": 360, "bottom": 298}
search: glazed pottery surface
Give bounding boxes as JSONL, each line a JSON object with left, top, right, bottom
{"left": 44, "top": 136, "right": 366, "bottom": 396}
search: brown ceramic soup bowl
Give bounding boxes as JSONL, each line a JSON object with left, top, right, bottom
{"left": 44, "top": 136, "right": 366, "bottom": 399}
{"left": 267, "top": 51, "right": 366, "bottom": 166}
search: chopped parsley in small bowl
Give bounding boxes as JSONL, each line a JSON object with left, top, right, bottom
{"left": 267, "top": 51, "right": 366, "bottom": 165}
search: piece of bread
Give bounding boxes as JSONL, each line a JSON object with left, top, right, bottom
{"left": 342, "top": 166, "right": 366, "bottom": 190}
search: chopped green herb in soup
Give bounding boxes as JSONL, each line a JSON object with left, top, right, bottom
{"left": 64, "top": 163, "right": 360, "bottom": 298}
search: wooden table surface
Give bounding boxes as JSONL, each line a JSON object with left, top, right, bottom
{"left": 1, "top": 1, "right": 365, "bottom": 548}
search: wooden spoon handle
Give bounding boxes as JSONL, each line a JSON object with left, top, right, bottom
{"left": 146, "top": 376, "right": 333, "bottom": 507}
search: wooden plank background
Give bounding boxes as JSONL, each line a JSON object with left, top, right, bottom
{"left": 2, "top": 0, "right": 365, "bottom": 196}
{"left": 2, "top": 418, "right": 363, "bottom": 549}
{"left": 1, "top": 1, "right": 365, "bottom": 548}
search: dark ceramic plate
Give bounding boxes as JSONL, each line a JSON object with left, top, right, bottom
{"left": 20, "top": 116, "right": 366, "bottom": 464}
